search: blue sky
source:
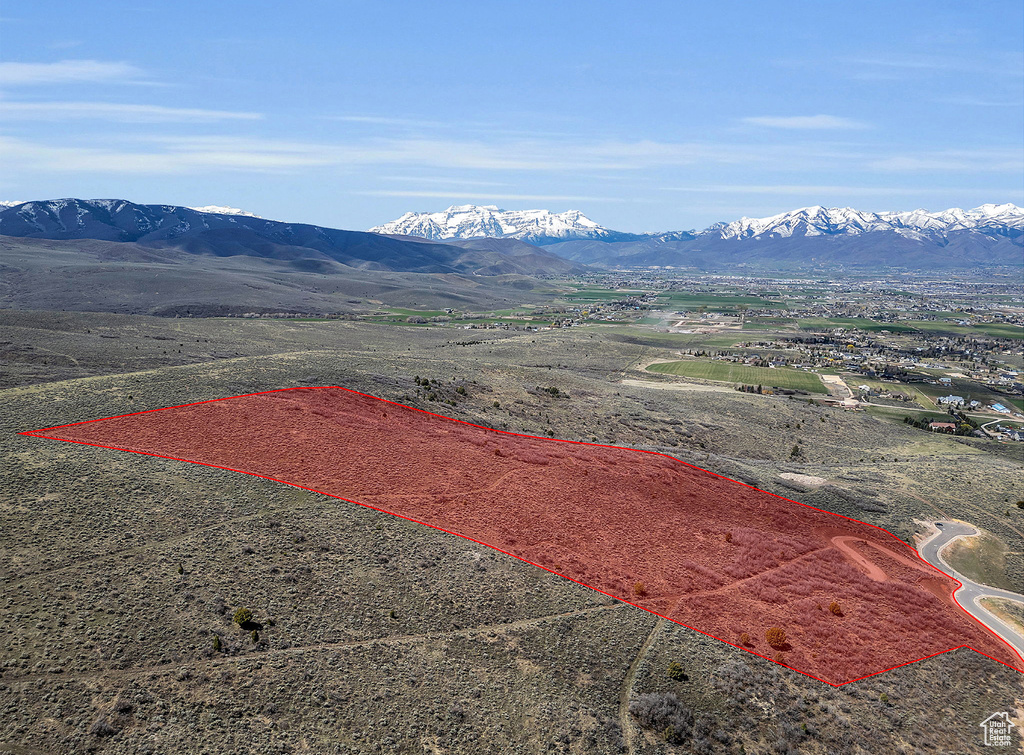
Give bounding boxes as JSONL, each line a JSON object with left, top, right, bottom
{"left": 1, "top": 0, "right": 1021, "bottom": 232}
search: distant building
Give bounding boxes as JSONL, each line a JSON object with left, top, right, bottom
{"left": 991, "top": 403, "right": 1011, "bottom": 414}
{"left": 937, "top": 395, "right": 965, "bottom": 406}
{"left": 928, "top": 422, "right": 956, "bottom": 433}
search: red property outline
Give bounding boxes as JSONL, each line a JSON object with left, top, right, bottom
{"left": 19, "top": 385, "right": 1024, "bottom": 687}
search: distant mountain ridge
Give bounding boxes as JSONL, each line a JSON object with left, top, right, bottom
{"left": 368, "top": 202, "right": 1022, "bottom": 270}
{"left": 0, "top": 198, "right": 584, "bottom": 277}
{"left": 4, "top": 199, "right": 1019, "bottom": 273}
{"left": 369, "top": 204, "right": 638, "bottom": 244}
{"left": 372, "top": 202, "right": 1023, "bottom": 243}
{"left": 703, "top": 203, "right": 1023, "bottom": 241}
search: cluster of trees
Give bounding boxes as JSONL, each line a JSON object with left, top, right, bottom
{"left": 736, "top": 384, "right": 766, "bottom": 394}
{"left": 902, "top": 411, "right": 978, "bottom": 436}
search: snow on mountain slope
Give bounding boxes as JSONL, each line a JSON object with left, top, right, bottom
{"left": 188, "top": 205, "right": 261, "bottom": 218}
{"left": 372, "top": 203, "right": 1023, "bottom": 246}
{"left": 369, "top": 204, "right": 616, "bottom": 242}
{"left": 707, "top": 204, "right": 1024, "bottom": 240}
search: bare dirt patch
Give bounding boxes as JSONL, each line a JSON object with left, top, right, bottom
{"left": 619, "top": 378, "right": 739, "bottom": 394}
{"left": 779, "top": 472, "right": 828, "bottom": 487}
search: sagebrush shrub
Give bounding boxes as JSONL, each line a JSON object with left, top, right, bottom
{"left": 765, "top": 627, "right": 787, "bottom": 648}
{"left": 667, "top": 661, "right": 687, "bottom": 681}
{"left": 629, "top": 692, "right": 693, "bottom": 742}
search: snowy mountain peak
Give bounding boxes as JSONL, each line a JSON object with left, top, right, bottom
{"left": 369, "top": 204, "right": 616, "bottom": 243}
{"left": 709, "top": 204, "right": 1024, "bottom": 240}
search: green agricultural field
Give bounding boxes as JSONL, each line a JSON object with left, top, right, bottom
{"left": 563, "top": 288, "right": 643, "bottom": 302}
{"left": 591, "top": 326, "right": 746, "bottom": 350}
{"left": 796, "top": 317, "right": 917, "bottom": 333}
{"left": 657, "top": 293, "right": 789, "bottom": 311}
{"left": 904, "top": 320, "right": 1024, "bottom": 339}
{"left": 646, "top": 359, "right": 826, "bottom": 392}
{"left": 743, "top": 318, "right": 798, "bottom": 330}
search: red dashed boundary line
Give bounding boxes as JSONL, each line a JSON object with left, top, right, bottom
{"left": 18, "top": 385, "right": 1024, "bottom": 687}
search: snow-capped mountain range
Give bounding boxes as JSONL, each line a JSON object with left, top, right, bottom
{"left": 1, "top": 198, "right": 1019, "bottom": 271}
{"left": 371, "top": 203, "right": 1023, "bottom": 244}
{"left": 370, "top": 205, "right": 624, "bottom": 243}
{"left": 706, "top": 203, "right": 1023, "bottom": 241}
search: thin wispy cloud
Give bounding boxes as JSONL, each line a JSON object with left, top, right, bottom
{"left": 870, "top": 149, "right": 1023, "bottom": 173}
{"left": 842, "top": 51, "right": 1024, "bottom": 79}
{"left": 331, "top": 115, "right": 448, "bottom": 128}
{"left": 0, "top": 101, "right": 263, "bottom": 122}
{"left": 380, "top": 176, "right": 510, "bottom": 188}
{"left": 1, "top": 134, "right": 740, "bottom": 175}
{"left": 741, "top": 115, "right": 869, "bottom": 130}
{"left": 3, "top": 132, "right": 1020, "bottom": 188}
{"left": 360, "top": 190, "right": 618, "bottom": 202}
{"left": 0, "top": 59, "right": 147, "bottom": 86}
{"left": 661, "top": 184, "right": 965, "bottom": 196}
{"left": 935, "top": 95, "right": 1022, "bottom": 108}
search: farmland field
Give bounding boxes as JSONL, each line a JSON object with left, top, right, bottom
{"left": 646, "top": 359, "right": 827, "bottom": 392}
{"left": 904, "top": 320, "right": 1024, "bottom": 339}
{"left": 796, "top": 317, "right": 917, "bottom": 333}
{"left": 657, "top": 293, "right": 789, "bottom": 311}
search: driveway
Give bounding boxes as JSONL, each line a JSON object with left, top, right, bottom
{"left": 918, "top": 521, "right": 1024, "bottom": 661}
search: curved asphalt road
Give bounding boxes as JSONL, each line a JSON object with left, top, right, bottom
{"left": 918, "top": 521, "right": 1024, "bottom": 661}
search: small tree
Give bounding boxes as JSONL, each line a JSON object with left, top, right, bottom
{"left": 633, "top": 582, "right": 647, "bottom": 597}
{"left": 829, "top": 601, "right": 842, "bottom": 616}
{"left": 738, "top": 632, "right": 751, "bottom": 646}
{"left": 765, "top": 627, "right": 787, "bottom": 649}
{"left": 212, "top": 634, "right": 222, "bottom": 652}
{"left": 725, "top": 531, "right": 733, "bottom": 543}
{"left": 233, "top": 607, "right": 253, "bottom": 626}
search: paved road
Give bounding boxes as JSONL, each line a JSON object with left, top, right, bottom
{"left": 918, "top": 521, "right": 1024, "bottom": 661}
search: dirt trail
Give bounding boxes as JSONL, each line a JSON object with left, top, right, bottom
{"left": 618, "top": 619, "right": 663, "bottom": 755}
{"left": 2, "top": 603, "right": 627, "bottom": 688}
{"left": 830, "top": 536, "right": 937, "bottom": 582}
